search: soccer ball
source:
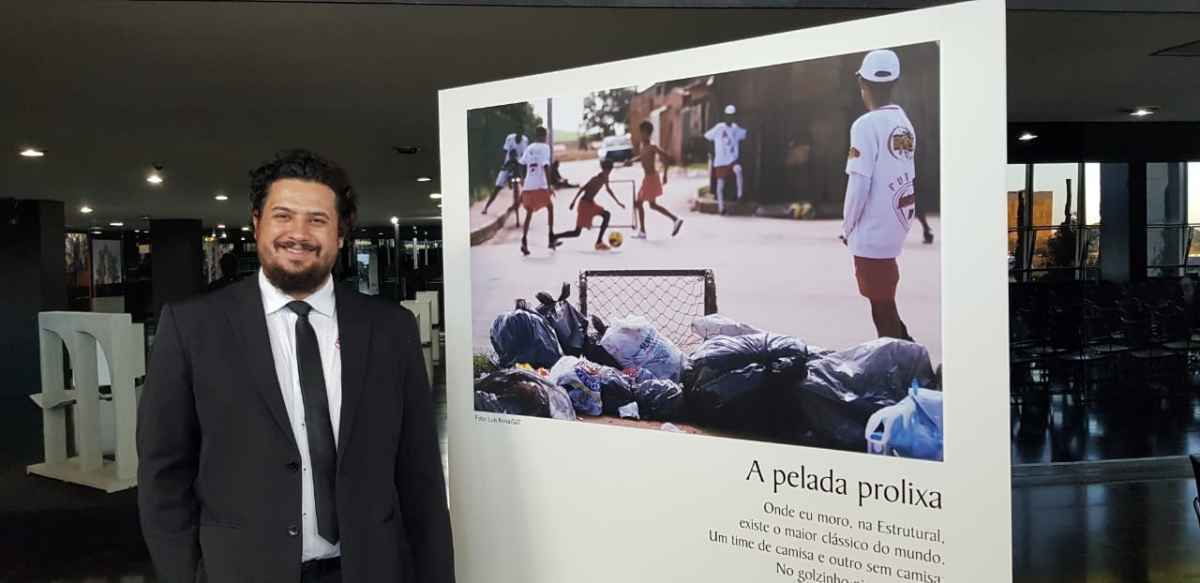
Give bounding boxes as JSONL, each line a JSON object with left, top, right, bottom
{"left": 608, "top": 231, "right": 624, "bottom": 248}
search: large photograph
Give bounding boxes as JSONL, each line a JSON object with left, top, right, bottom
{"left": 468, "top": 42, "right": 943, "bottom": 460}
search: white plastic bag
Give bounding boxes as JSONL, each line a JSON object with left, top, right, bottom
{"left": 691, "top": 314, "right": 763, "bottom": 340}
{"left": 864, "top": 386, "right": 943, "bottom": 461}
{"left": 549, "top": 356, "right": 603, "bottom": 416}
{"left": 598, "top": 316, "right": 685, "bottom": 381}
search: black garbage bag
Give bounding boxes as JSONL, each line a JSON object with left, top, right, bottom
{"left": 581, "top": 314, "right": 623, "bottom": 369}
{"left": 474, "top": 368, "right": 576, "bottom": 420}
{"left": 684, "top": 333, "right": 811, "bottom": 432}
{"left": 475, "top": 391, "right": 522, "bottom": 415}
{"left": 490, "top": 307, "right": 563, "bottom": 369}
{"left": 535, "top": 283, "right": 589, "bottom": 357}
{"left": 632, "top": 379, "right": 687, "bottom": 421}
{"left": 781, "top": 338, "right": 936, "bottom": 451}
{"left": 688, "top": 333, "right": 811, "bottom": 375}
{"left": 598, "top": 367, "right": 636, "bottom": 416}
{"left": 687, "top": 357, "right": 808, "bottom": 432}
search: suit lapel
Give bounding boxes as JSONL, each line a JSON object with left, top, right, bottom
{"left": 226, "top": 277, "right": 297, "bottom": 451}
{"left": 334, "top": 284, "right": 369, "bottom": 469}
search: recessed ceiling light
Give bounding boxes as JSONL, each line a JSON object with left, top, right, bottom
{"left": 241, "top": 226, "right": 250, "bottom": 232}
{"left": 146, "top": 164, "right": 164, "bottom": 185}
{"left": 429, "top": 193, "right": 442, "bottom": 200}
{"left": 390, "top": 216, "right": 400, "bottom": 225}
{"left": 1018, "top": 132, "right": 1038, "bottom": 142}
{"left": 215, "top": 194, "right": 229, "bottom": 201}
{"left": 437, "top": 203, "right": 443, "bottom": 209}
{"left": 416, "top": 177, "right": 432, "bottom": 182}
{"left": 109, "top": 222, "right": 124, "bottom": 227}
{"left": 80, "top": 205, "right": 94, "bottom": 214}
{"left": 20, "top": 148, "right": 45, "bottom": 158}
{"left": 1129, "top": 107, "right": 1157, "bottom": 118}
{"left": 91, "top": 230, "right": 102, "bottom": 235}
{"left": 217, "top": 224, "right": 226, "bottom": 229}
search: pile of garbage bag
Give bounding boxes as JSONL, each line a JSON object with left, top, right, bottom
{"left": 478, "top": 294, "right": 943, "bottom": 459}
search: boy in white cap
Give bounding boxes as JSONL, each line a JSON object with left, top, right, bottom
{"left": 841, "top": 48, "right": 917, "bottom": 341}
{"left": 704, "top": 104, "right": 748, "bottom": 214}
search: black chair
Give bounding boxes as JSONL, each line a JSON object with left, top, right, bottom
{"left": 1191, "top": 454, "right": 1200, "bottom": 528}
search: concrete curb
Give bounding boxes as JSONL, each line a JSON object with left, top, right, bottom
{"left": 470, "top": 209, "right": 513, "bottom": 246}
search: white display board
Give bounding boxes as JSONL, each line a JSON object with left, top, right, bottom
{"left": 441, "top": 2, "right": 1008, "bottom": 581}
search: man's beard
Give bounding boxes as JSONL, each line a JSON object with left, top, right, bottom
{"left": 261, "top": 242, "right": 332, "bottom": 296}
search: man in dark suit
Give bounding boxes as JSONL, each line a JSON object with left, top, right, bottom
{"left": 137, "top": 149, "right": 454, "bottom": 583}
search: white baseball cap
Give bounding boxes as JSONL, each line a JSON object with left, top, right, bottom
{"left": 857, "top": 49, "right": 900, "bottom": 82}
{"left": 724, "top": 104, "right": 736, "bottom": 115}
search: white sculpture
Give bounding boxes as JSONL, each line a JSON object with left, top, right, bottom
{"left": 401, "top": 298, "right": 435, "bottom": 384}
{"left": 29, "top": 312, "right": 144, "bottom": 493}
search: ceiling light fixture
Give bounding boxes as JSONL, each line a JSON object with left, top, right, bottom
{"left": 416, "top": 177, "right": 432, "bottom": 182}
{"left": 109, "top": 222, "right": 124, "bottom": 227}
{"left": 20, "top": 148, "right": 45, "bottom": 158}
{"left": 241, "top": 226, "right": 250, "bottom": 232}
{"left": 1017, "top": 132, "right": 1038, "bottom": 142}
{"left": 80, "top": 205, "right": 94, "bottom": 214}
{"left": 146, "top": 164, "right": 164, "bottom": 185}
{"left": 390, "top": 216, "right": 400, "bottom": 225}
{"left": 1129, "top": 107, "right": 1157, "bottom": 118}
{"left": 215, "top": 194, "right": 229, "bottom": 201}
{"left": 429, "top": 193, "right": 442, "bottom": 200}
{"left": 217, "top": 224, "right": 226, "bottom": 229}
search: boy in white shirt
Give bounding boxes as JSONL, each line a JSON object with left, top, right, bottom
{"left": 704, "top": 104, "right": 748, "bottom": 215}
{"left": 841, "top": 49, "right": 917, "bottom": 341}
{"left": 518, "top": 127, "right": 559, "bottom": 256}
{"left": 483, "top": 130, "right": 529, "bottom": 222}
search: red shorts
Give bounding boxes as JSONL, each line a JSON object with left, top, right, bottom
{"left": 521, "top": 189, "right": 552, "bottom": 212}
{"left": 712, "top": 164, "right": 738, "bottom": 180}
{"left": 637, "top": 173, "right": 663, "bottom": 203}
{"left": 576, "top": 198, "right": 605, "bottom": 230}
{"left": 854, "top": 256, "right": 899, "bottom": 301}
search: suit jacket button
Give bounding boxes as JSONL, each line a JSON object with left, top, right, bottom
{"left": 288, "top": 525, "right": 299, "bottom": 537}
{"left": 286, "top": 461, "right": 300, "bottom": 472}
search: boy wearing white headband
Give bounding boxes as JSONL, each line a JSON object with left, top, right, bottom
{"left": 704, "top": 104, "right": 748, "bottom": 214}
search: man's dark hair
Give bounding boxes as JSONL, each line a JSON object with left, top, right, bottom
{"left": 600, "top": 160, "right": 614, "bottom": 171}
{"left": 249, "top": 149, "right": 357, "bottom": 235}
{"left": 639, "top": 120, "right": 654, "bottom": 135}
{"left": 534, "top": 126, "right": 548, "bottom": 140}
{"left": 859, "top": 78, "right": 896, "bottom": 106}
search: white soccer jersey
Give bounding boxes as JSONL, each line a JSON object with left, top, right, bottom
{"left": 843, "top": 105, "right": 917, "bottom": 259}
{"left": 520, "top": 142, "right": 552, "bottom": 190}
{"left": 704, "top": 122, "right": 747, "bottom": 167}
{"left": 502, "top": 133, "right": 528, "bottom": 164}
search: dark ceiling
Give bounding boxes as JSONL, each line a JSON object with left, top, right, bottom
{"left": 1, "top": 1, "right": 1197, "bottom": 230}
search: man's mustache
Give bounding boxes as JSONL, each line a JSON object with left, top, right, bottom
{"left": 274, "top": 239, "right": 320, "bottom": 253}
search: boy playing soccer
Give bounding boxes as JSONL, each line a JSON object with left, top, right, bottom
{"left": 518, "top": 126, "right": 558, "bottom": 256}
{"left": 634, "top": 120, "right": 683, "bottom": 239}
{"left": 552, "top": 160, "right": 626, "bottom": 251}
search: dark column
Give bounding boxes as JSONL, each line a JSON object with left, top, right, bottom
{"left": 1099, "top": 163, "right": 1149, "bottom": 282}
{"left": 150, "top": 219, "right": 203, "bottom": 318}
{"left": 0, "top": 200, "right": 66, "bottom": 396}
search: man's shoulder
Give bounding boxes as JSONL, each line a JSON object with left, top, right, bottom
{"left": 167, "top": 277, "right": 248, "bottom": 318}
{"left": 336, "top": 284, "right": 416, "bottom": 324}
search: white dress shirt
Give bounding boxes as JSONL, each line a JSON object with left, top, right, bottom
{"left": 258, "top": 270, "right": 342, "bottom": 561}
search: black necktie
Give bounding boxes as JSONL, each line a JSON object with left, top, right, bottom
{"left": 286, "top": 300, "right": 339, "bottom": 544}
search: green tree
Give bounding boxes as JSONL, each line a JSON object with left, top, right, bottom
{"left": 466, "top": 102, "right": 542, "bottom": 202}
{"left": 582, "top": 88, "right": 636, "bottom": 138}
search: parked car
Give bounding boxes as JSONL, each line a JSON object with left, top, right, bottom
{"left": 598, "top": 134, "right": 633, "bottom": 163}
